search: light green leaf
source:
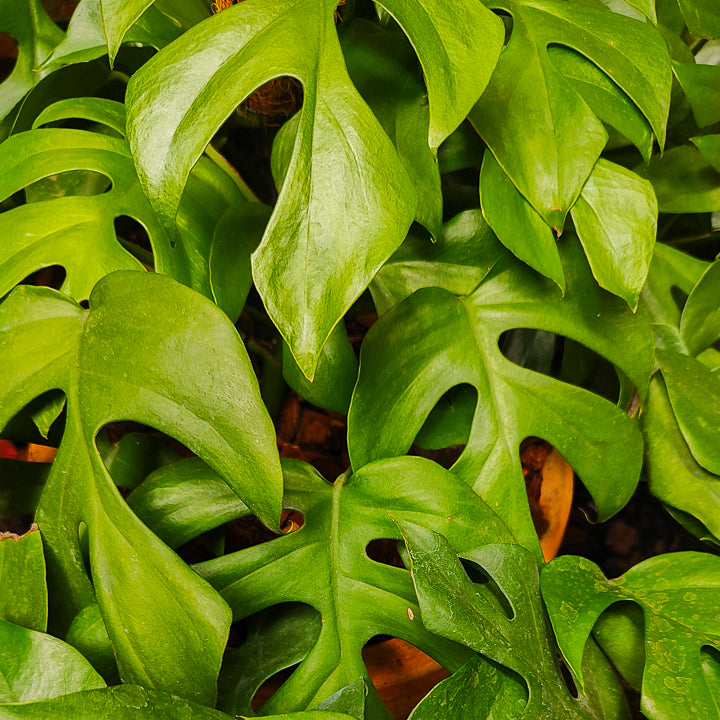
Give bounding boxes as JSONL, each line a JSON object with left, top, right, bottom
{"left": 0, "top": 619, "right": 105, "bottom": 703}
{"left": 638, "top": 145, "right": 720, "bottom": 213}
{"left": 400, "top": 522, "right": 617, "bottom": 719}
{"left": 101, "top": 0, "right": 159, "bottom": 64}
{"left": 196, "top": 456, "right": 513, "bottom": 718}
{"left": 480, "top": 150, "right": 565, "bottom": 291}
{"left": 680, "top": 259, "right": 720, "bottom": 355}
{"left": 658, "top": 350, "right": 720, "bottom": 475}
{"left": 0, "top": 0, "right": 63, "bottom": 123}
{"left": 65, "top": 604, "right": 117, "bottom": 683}
{"left": 571, "top": 158, "right": 657, "bottom": 309}
{"left": 340, "top": 19, "right": 441, "bottom": 238}
{"left": 0, "top": 527, "right": 46, "bottom": 632}
{"left": 370, "top": 210, "right": 505, "bottom": 316}
{"left": 126, "top": 0, "right": 417, "bottom": 377}
{"left": 692, "top": 134, "right": 720, "bottom": 174}
{"left": 349, "top": 237, "right": 653, "bottom": 553}
{"left": 0, "top": 272, "right": 283, "bottom": 703}
{"left": 374, "top": 0, "right": 503, "bottom": 149}
{"left": 677, "top": 0, "right": 720, "bottom": 38}
{"left": 542, "top": 552, "right": 720, "bottom": 720}
{"left": 470, "top": 0, "right": 670, "bottom": 229}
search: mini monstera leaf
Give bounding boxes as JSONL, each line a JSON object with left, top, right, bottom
{"left": 349, "top": 236, "right": 653, "bottom": 554}
{"left": 125, "top": 0, "right": 503, "bottom": 377}
{"left": 470, "top": 0, "right": 671, "bottom": 231}
{"left": 194, "top": 456, "right": 513, "bottom": 720}
{"left": 0, "top": 684, "right": 358, "bottom": 720}
{"left": 0, "top": 272, "right": 283, "bottom": 705}
{"left": 639, "top": 248, "right": 720, "bottom": 545}
{"left": 542, "top": 552, "right": 720, "bottom": 720}
{"left": 399, "top": 522, "right": 629, "bottom": 719}
{"left": 0, "top": 97, "right": 253, "bottom": 305}
{"left": 41, "top": 0, "right": 208, "bottom": 71}
{"left": 0, "top": 0, "right": 63, "bottom": 125}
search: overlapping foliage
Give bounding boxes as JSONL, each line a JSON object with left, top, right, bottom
{"left": 1, "top": 0, "right": 719, "bottom": 718}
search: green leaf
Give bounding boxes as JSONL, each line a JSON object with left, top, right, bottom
{"left": 312, "top": 679, "right": 366, "bottom": 718}
{"left": 680, "top": 259, "right": 720, "bottom": 355}
{"left": 642, "top": 374, "right": 720, "bottom": 544}
{"left": 542, "top": 552, "right": 720, "bottom": 719}
{"left": 399, "top": 522, "right": 613, "bottom": 719}
{"left": 676, "top": 0, "right": 720, "bottom": 38}
{"left": 209, "top": 203, "right": 271, "bottom": 323}
{"left": 570, "top": 158, "right": 658, "bottom": 309}
{"left": 658, "top": 350, "right": 720, "bottom": 475}
{"left": 549, "top": 45, "right": 654, "bottom": 161}
{"left": 218, "top": 603, "right": 322, "bottom": 717}
{"left": 470, "top": 0, "right": 671, "bottom": 229}
{"left": 196, "top": 456, "right": 513, "bottom": 718}
{"left": 282, "top": 322, "right": 358, "bottom": 415}
{"left": 674, "top": 60, "right": 720, "bottom": 128}
{"left": 126, "top": 0, "right": 417, "bottom": 377}
{"left": 692, "top": 134, "right": 720, "bottom": 174}
{"left": 42, "top": 0, "right": 206, "bottom": 70}
{"left": 65, "top": 603, "right": 118, "bottom": 683}
{"left": 0, "top": 527, "right": 47, "bottom": 632}
{"left": 374, "top": 0, "right": 503, "bottom": 150}
{"left": 0, "top": 272, "right": 283, "bottom": 703}
{"left": 479, "top": 151, "right": 565, "bottom": 291}
{"left": 349, "top": 237, "right": 653, "bottom": 553}
{"left": 127, "top": 458, "right": 251, "bottom": 550}
{"left": 0, "top": 620, "right": 105, "bottom": 703}
{"left": 370, "top": 210, "right": 505, "bottom": 316}
{"left": 340, "top": 19, "right": 441, "bottom": 238}
{"left": 0, "top": 0, "right": 63, "bottom": 123}
{"left": 638, "top": 145, "right": 720, "bottom": 213}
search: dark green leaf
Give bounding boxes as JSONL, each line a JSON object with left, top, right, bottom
{"left": 680, "top": 259, "right": 720, "bottom": 355}
{"left": 676, "top": 0, "right": 720, "bottom": 38}
{"left": 196, "top": 457, "right": 512, "bottom": 718}
{"left": 0, "top": 527, "right": 46, "bottom": 632}
{"left": 0, "top": 459, "right": 48, "bottom": 517}
{"left": 0, "top": 619, "right": 105, "bottom": 703}
{"left": 674, "top": 60, "right": 720, "bottom": 128}
{"left": 542, "top": 552, "right": 720, "bottom": 719}
{"left": 349, "top": 237, "right": 652, "bottom": 553}
{"left": 400, "top": 522, "right": 611, "bottom": 718}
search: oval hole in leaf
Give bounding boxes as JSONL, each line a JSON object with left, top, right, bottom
{"left": 0, "top": 34, "right": 18, "bottom": 81}
{"left": 25, "top": 170, "right": 112, "bottom": 203}
{"left": 499, "top": 330, "right": 621, "bottom": 403}
{"left": 40, "top": 0, "right": 76, "bottom": 30}
{"left": 494, "top": 10, "right": 513, "bottom": 47}
{"left": 251, "top": 662, "right": 301, "bottom": 712}
{"left": 363, "top": 636, "right": 450, "bottom": 719}
{"left": 559, "top": 657, "right": 579, "bottom": 698}
{"left": 19, "top": 265, "right": 67, "bottom": 291}
{"left": 113, "top": 216, "right": 153, "bottom": 267}
{"left": 365, "top": 538, "right": 406, "bottom": 569}
{"left": 459, "top": 558, "right": 515, "bottom": 620}
{"left": 411, "top": 384, "right": 477, "bottom": 463}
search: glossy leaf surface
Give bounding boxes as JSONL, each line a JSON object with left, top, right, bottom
{"left": 542, "top": 552, "right": 720, "bottom": 719}
{"left": 400, "top": 522, "right": 618, "bottom": 718}
{"left": 349, "top": 237, "right": 653, "bottom": 553}
{"left": 0, "top": 620, "right": 105, "bottom": 703}
{"left": 0, "top": 528, "right": 46, "bottom": 632}
{"left": 196, "top": 457, "right": 513, "bottom": 719}
{"left": 0, "top": 273, "right": 283, "bottom": 704}
{"left": 470, "top": 0, "right": 670, "bottom": 229}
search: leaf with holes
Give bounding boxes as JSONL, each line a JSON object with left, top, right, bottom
{"left": 399, "top": 521, "right": 625, "bottom": 719}
{"left": 0, "top": 684, "right": 358, "bottom": 720}
{"left": 0, "top": 97, "right": 251, "bottom": 304}
{"left": 194, "top": 456, "right": 513, "bottom": 720}
{"left": 469, "top": 0, "right": 670, "bottom": 231}
{"left": 348, "top": 236, "right": 653, "bottom": 555}
{"left": 542, "top": 552, "right": 720, "bottom": 720}
{"left": 0, "top": 272, "right": 283, "bottom": 704}
{"left": 0, "top": 0, "right": 63, "bottom": 126}
{"left": 125, "top": 0, "right": 503, "bottom": 376}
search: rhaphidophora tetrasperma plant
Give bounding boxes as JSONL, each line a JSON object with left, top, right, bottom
{"left": 1, "top": 0, "right": 720, "bottom": 718}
